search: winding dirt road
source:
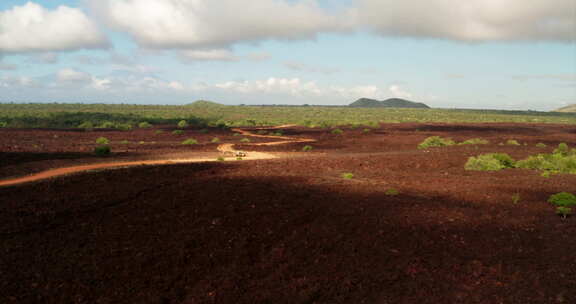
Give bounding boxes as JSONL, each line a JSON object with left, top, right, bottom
{"left": 0, "top": 126, "right": 315, "bottom": 187}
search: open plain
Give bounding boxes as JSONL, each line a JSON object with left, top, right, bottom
{"left": 1, "top": 123, "right": 575, "bottom": 303}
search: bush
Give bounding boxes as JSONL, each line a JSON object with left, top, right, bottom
{"left": 553, "top": 143, "right": 570, "bottom": 156}
{"left": 459, "top": 138, "right": 489, "bottom": 145}
{"left": 548, "top": 192, "right": 576, "bottom": 207}
{"left": 120, "top": 140, "right": 129, "bottom": 144}
{"left": 138, "top": 121, "right": 152, "bottom": 128}
{"left": 302, "top": 145, "right": 313, "bottom": 152}
{"left": 385, "top": 188, "right": 399, "bottom": 196}
{"left": 536, "top": 143, "right": 547, "bottom": 148}
{"left": 217, "top": 156, "right": 225, "bottom": 161}
{"left": 78, "top": 121, "right": 94, "bottom": 130}
{"left": 362, "top": 128, "right": 371, "bottom": 134}
{"left": 548, "top": 192, "right": 576, "bottom": 219}
{"left": 172, "top": 130, "right": 184, "bottom": 135}
{"left": 465, "top": 153, "right": 515, "bottom": 171}
{"left": 516, "top": 152, "right": 576, "bottom": 174}
{"left": 155, "top": 130, "right": 164, "bottom": 135}
{"left": 211, "top": 137, "right": 221, "bottom": 143}
{"left": 341, "top": 172, "right": 354, "bottom": 179}
{"left": 94, "top": 145, "right": 111, "bottom": 156}
{"left": 182, "top": 138, "right": 198, "bottom": 145}
{"left": 95, "top": 137, "right": 109, "bottom": 145}
{"left": 506, "top": 139, "right": 521, "bottom": 146}
{"left": 177, "top": 120, "right": 188, "bottom": 128}
{"left": 331, "top": 128, "right": 344, "bottom": 135}
{"left": 0, "top": 121, "right": 7, "bottom": 128}
{"left": 418, "top": 136, "right": 456, "bottom": 149}
{"left": 116, "top": 123, "right": 133, "bottom": 131}
{"left": 240, "top": 138, "right": 251, "bottom": 143}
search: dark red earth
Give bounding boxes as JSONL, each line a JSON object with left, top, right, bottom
{"left": 1, "top": 123, "right": 575, "bottom": 303}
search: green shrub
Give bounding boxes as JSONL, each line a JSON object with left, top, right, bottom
{"left": 362, "top": 128, "right": 371, "bottom": 134}
{"left": 341, "top": 172, "right": 354, "bottom": 179}
{"left": 257, "top": 130, "right": 268, "bottom": 135}
{"left": 172, "top": 130, "right": 184, "bottom": 135}
{"left": 182, "top": 138, "right": 198, "bottom": 145}
{"left": 211, "top": 137, "right": 220, "bottom": 143}
{"left": 465, "top": 153, "right": 515, "bottom": 171}
{"left": 217, "top": 156, "right": 225, "bottom": 161}
{"left": 418, "top": 136, "right": 456, "bottom": 149}
{"left": 385, "top": 188, "right": 399, "bottom": 196}
{"left": 155, "top": 130, "right": 164, "bottom": 135}
{"left": 94, "top": 145, "right": 111, "bottom": 156}
{"left": 78, "top": 121, "right": 94, "bottom": 130}
{"left": 553, "top": 143, "right": 570, "bottom": 156}
{"left": 512, "top": 193, "right": 521, "bottom": 204}
{"left": 177, "top": 120, "right": 188, "bottom": 128}
{"left": 548, "top": 192, "right": 576, "bottom": 207}
{"left": 548, "top": 192, "right": 576, "bottom": 219}
{"left": 95, "top": 137, "right": 109, "bottom": 145}
{"left": 99, "top": 121, "right": 115, "bottom": 129}
{"left": 302, "top": 145, "right": 313, "bottom": 152}
{"left": 138, "top": 121, "right": 152, "bottom": 128}
{"left": 116, "top": 123, "right": 133, "bottom": 131}
{"left": 331, "top": 128, "right": 344, "bottom": 135}
{"left": 536, "top": 143, "right": 547, "bottom": 148}
{"left": 516, "top": 153, "right": 576, "bottom": 174}
{"left": 459, "top": 138, "right": 489, "bottom": 145}
{"left": 233, "top": 133, "right": 241, "bottom": 136}
{"left": 198, "top": 129, "right": 208, "bottom": 134}
{"left": 0, "top": 121, "right": 7, "bottom": 128}
{"left": 506, "top": 139, "right": 521, "bottom": 146}
{"left": 240, "top": 138, "right": 251, "bottom": 143}
{"left": 120, "top": 140, "right": 129, "bottom": 144}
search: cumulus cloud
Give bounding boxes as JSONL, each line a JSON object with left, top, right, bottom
{"left": 88, "top": 0, "right": 348, "bottom": 49}
{"left": 0, "top": 2, "right": 108, "bottom": 53}
{"left": 354, "top": 0, "right": 575, "bottom": 42}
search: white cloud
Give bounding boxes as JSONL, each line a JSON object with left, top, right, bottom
{"left": 388, "top": 84, "right": 413, "bottom": 99}
{"left": 178, "top": 49, "right": 272, "bottom": 62}
{"left": 179, "top": 49, "right": 239, "bottom": 62}
{"left": 89, "top": 0, "right": 348, "bottom": 49}
{"left": 57, "top": 68, "right": 92, "bottom": 83}
{"left": 0, "top": 2, "right": 108, "bottom": 53}
{"left": 355, "top": 0, "right": 575, "bottom": 42}
{"left": 284, "top": 62, "right": 340, "bottom": 74}
{"left": 0, "top": 75, "right": 38, "bottom": 88}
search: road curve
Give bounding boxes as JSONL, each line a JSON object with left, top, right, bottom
{"left": 0, "top": 126, "right": 316, "bottom": 187}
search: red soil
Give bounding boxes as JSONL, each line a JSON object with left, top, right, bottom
{"left": 1, "top": 123, "right": 575, "bottom": 303}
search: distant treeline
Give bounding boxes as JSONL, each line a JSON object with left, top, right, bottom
{"left": 1, "top": 103, "right": 575, "bottom": 129}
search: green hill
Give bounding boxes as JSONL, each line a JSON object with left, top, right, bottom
{"left": 554, "top": 104, "right": 576, "bottom": 113}
{"left": 186, "top": 100, "right": 226, "bottom": 107}
{"left": 349, "top": 98, "right": 430, "bottom": 109}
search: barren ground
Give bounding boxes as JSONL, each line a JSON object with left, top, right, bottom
{"left": 1, "top": 123, "right": 575, "bottom": 303}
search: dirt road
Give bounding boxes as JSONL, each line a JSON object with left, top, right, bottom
{"left": 0, "top": 126, "right": 314, "bottom": 187}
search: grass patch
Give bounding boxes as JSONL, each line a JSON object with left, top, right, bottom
{"left": 181, "top": 138, "right": 198, "bottom": 145}
{"left": 459, "top": 138, "right": 490, "bottom": 145}
{"left": 385, "top": 188, "right": 399, "bottom": 196}
{"left": 302, "top": 145, "right": 313, "bottom": 152}
{"left": 418, "top": 136, "right": 456, "bottom": 149}
{"left": 341, "top": 172, "right": 354, "bottom": 179}
{"left": 95, "top": 137, "right": 109, "bottom": 145}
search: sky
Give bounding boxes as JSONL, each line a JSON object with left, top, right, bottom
{"left": 0, "top": 0, "right": 574, "bottom": 110}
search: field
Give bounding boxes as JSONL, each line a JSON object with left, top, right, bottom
{"left": 1, "top": 105, "right": 576, "bottom": 303}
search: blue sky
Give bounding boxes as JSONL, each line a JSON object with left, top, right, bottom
{"left": 0, "top": 0, "right": 574, "bottom": 110}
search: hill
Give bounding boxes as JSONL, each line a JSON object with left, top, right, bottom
{"left": 554, "top": 104, "right": 576, "bottom": 112}
{"left": 186, "top": 100, "right": 226, "bottom": 107}
{"left": 349, "top": 98, "right": 430, "bottom": 109}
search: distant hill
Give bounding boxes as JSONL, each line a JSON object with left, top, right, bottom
{"left": 554, "top": 104, "right": 576, "bottom": 112}
{"left": 349, "top": 98, "right": 430, "bottom": 109}
{"left": 186, "top": 100, "right": 226, "bottom": 107}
